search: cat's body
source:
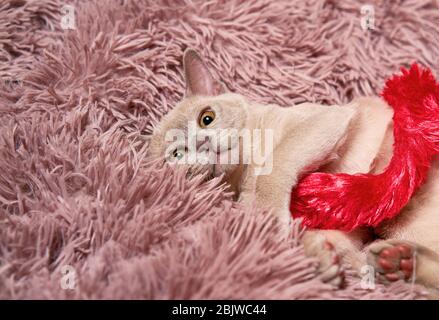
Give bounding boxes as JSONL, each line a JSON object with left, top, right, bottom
{"left": 149, "top": 49, "right": 439, "bottom": 298}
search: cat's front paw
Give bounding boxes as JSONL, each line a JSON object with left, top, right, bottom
{"left": 302, "top": 232, "right": 345, "bottom": 287}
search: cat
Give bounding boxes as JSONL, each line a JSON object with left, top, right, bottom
{"left": 148, "top": 49, "right": 439, "bottom": 297}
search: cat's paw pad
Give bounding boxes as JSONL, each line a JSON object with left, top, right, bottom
{"left": 367, "top": 241, "right": 415, "bottom": 283}
{"left": 303, "top": 234, "right": 345, "bottom": 287}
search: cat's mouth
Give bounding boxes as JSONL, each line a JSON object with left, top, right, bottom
{"left": 212, "top": 152, "right": 221, "bottom": 177}
{"left": 212, "top": 147, "right": 233, "bottom": 177}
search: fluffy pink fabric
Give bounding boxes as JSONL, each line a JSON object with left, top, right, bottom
{"left": 1, "top": 0, "right": 438, "bottom": 299}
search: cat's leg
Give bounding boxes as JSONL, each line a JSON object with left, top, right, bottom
{"left": 302, "top": 229, "right": 368, "bottom": 286}
{"left": 239, "top": 183, "right": 350, "bottom": 287}
{"left": 366, "top": 240, "right": 439, "bottom": 299}
{"left": 324, "top": 97, "right": 393, "bottom": 175}
{"left": 239, "top": 105, "right": 358, "bottom": 286}
{"left": 239, "top": 104, "right": 357, "bottom": 228}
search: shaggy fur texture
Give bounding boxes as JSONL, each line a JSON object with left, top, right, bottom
{"left": 1, "top": 0, "right": 438, "bottom": 299}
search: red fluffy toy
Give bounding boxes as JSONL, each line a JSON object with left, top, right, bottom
{"left": 290, "top": 64, "right": 439, "bottom": 231}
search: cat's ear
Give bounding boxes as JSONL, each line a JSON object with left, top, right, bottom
{"left": 183, "top": 49, "right": 225, "bottom": 97}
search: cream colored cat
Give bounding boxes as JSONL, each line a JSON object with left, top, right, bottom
{"left": 148, "top": 49, "right": 439, "bottom": 297}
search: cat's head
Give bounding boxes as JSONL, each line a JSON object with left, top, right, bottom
{"left": 148, "top": 49, "right": 248, "bottom": 178}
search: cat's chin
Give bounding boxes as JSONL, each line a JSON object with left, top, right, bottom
{"left": 212, "top": 163, "right": 240, "bottom": 179}
{"left": 209, "top": 163, "right": 223, "bottom": 178}
{"left": 212, "top": 163, "right": 221, "bottom": 177}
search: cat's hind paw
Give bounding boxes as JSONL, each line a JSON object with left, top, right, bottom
{"left": 367, "top": 240, "right": 415, "bottom": 283}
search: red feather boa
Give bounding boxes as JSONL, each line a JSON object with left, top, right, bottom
{"left": 290, "top": 64, "right": 439, "bottom": 231}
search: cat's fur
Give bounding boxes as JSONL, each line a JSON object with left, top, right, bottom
{"left": 149, "top": 49, "right": 439, "bottom": 297}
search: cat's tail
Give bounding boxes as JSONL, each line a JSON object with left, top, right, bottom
{"left": 290, "top": 63, "right": 439, "bottom": 231}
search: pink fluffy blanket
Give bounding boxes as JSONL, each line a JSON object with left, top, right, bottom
{"left": 1, "top": 0, "right": 438, "bottom": 299}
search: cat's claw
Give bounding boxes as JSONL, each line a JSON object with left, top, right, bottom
{"left": 302, "top": 233, "right": 345, "bottom": 288}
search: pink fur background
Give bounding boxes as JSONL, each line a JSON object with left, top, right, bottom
{"left": 1, "top": 0, "right": 438, "bottom": 299}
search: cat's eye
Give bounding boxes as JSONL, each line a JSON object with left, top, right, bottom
{"left": 172, "top": 149, "right": 185, "bottom": 160}
{"left": 198, "top": 109, "right": 215, "bottom": 128}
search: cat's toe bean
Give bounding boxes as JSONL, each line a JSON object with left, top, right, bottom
{"left": 367, "top": 240, "right": 416, "bottom": 284}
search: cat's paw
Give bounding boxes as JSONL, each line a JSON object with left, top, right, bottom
{"left": 367, "top": 240, "right": 415, "bottom": 284}
{"left": 302, "top": 233, "right": 345, "bottom": 287}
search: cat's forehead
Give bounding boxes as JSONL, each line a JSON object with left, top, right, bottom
{"left": 176, "top": 93, "right": 244, "bottom": 113}
{"left": 177, "top": 95, "right": 217, "bottom": 112}
{"left": 159, "top": 97, "right": 205, "bottom": 128}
